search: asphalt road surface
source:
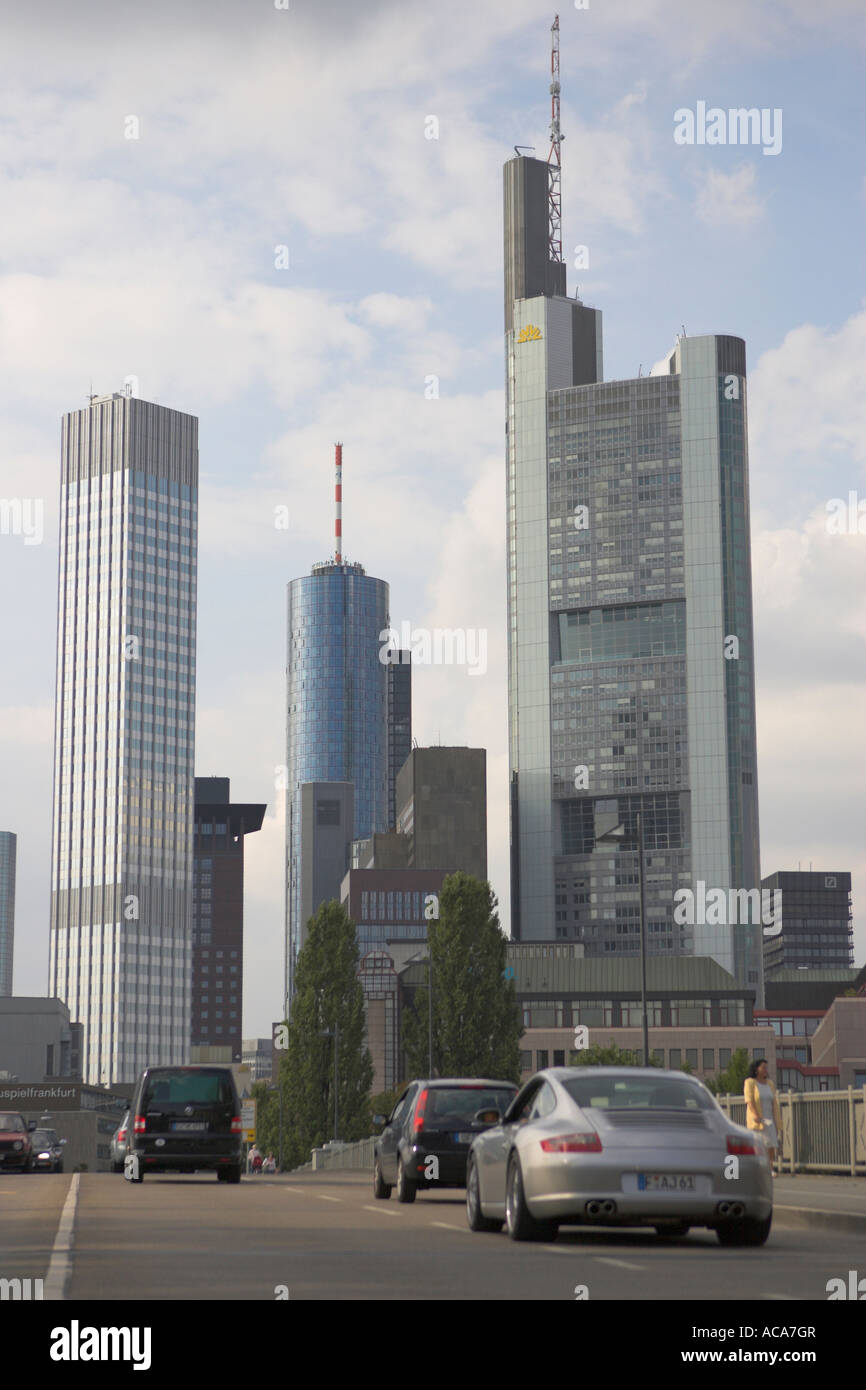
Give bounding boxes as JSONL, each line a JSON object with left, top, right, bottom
{"left": 1, "top": 1170, "right": 863, "bottom": 1301}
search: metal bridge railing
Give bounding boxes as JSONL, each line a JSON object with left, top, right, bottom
{"left": 716, "top": 1086, "right": 866, "bottom": 1175}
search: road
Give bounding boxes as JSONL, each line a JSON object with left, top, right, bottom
{"left": 1, "top": 1170, "right": 863, "bottom": 1301}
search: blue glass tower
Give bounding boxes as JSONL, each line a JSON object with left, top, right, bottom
{"left": 285, "top": 561, "right": 390, "bottom": 1007}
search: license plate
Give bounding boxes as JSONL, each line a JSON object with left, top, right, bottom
{"left": 171, "top": 1121, "right": 206, "bottom": 1132}
{"left": 638, "top": 1172, "right": 697, "bottom": 1192}
{"left": 454, "top": 1133, "right": 476, "bottom": 1145}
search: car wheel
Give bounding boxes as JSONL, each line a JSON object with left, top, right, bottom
{"left": 716, "top": 1213, "right": 772, "bottom": 1247}
{"left": 373, "top": 1156, "right": 392, "bottom": 1200}
{"left": 655, "top": 1221, "right": 690, "bottom": 1238}
{"left": 396, "top": 1155, "right": 416, "bottom": 1204}
{"left": 56, "top": 1163, "right": 64, "bottom": 1174}
{"left": 505, "top": 1153, "right": 557, "bottom": 1242}
{"left": 466, "top": 1155, "right": 502, "bottom": 1233}
{"left": 223, "top": 1165, "right": 242, "bottom": 1184}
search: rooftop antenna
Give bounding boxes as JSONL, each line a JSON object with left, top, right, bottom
{"left": 514, "top": 144, "right": 535, "bottom": 156}
{"left": 87, "top": 381, "right": 97, "bottom": 403}
{"left": 334, "top": 442, "right": 343, "bottom": 564}
{"left": 548, "top": 14, "right": 563, "bottom": 264}
{"left": 681, "top": 324, "right": 687, "bottom": 337}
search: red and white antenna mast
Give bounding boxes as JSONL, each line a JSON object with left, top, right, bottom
{"left": 547, "top": 14, "right": 563, "bottom": 264}
{"left": 334, "top": 442, "right": 343, "bottom": 563}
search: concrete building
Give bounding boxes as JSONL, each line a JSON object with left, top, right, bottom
{"left": 0, "top": 1079, "right": 129, "bottom": 1174}
{"left": 0, "top": 831, "right": 15, "bottom": 995}
{"left": 191, "top": 778, "right": 265, "bottom": 1060}
{"left": 503, "top": 146, "right": 762, "bottom": 996}
{"left": 299, "top": 782, "right": 354, "bottom": 943}
{"left": 762, "top": 870, "right": 854, "bottom": 975}
{"left": 49, "top": 391, "right": 198, "bottom": 1084}
{"left": 519, "top": 1025, "right": 777, "bottom": 1086}
{"left": 395, "top": 747, "right": 487, "bottom": 878}
{"left": 0, "top": 997, "right": 82, "bottom": 1081}
{"left": 755, "top": 997, "right": 866, "bottom": 1090}
{"left": 765, "top": 967, "right": 863, "bottom": 1012}
{"left": 387, "top": 655, "right": 412, "bottom": 831}
{"left": 242, "top": 1037, "right": 275, "bottom": 1082}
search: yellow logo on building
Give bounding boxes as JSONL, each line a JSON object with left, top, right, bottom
{"left": 517, "top": 324, "right": 542, "bottom": 343}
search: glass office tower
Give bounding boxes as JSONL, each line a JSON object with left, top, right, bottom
{"left": 49, "top": 392, "right": 198, "bottom": 1083}
{"left": 285, "top": 561, "right": 390, "bottom": 1007}
{"left": 0, "top": 831, "right": 16, "bottom": 995}
{"left": 504, "top": 153, "right": 762, "bottom": 994}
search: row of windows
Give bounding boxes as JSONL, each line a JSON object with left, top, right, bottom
{"left": 521, "top": 1045, "right": 764, "bottom": 1074}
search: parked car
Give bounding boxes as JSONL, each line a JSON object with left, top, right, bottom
{"left": 126, "top": 1066, "right": 243, "bottom": 1183}
{"left": 465, "top": 1067, "right": 773, "bottom": 1246}
{"left": 373, "top": 1078, "right": 518, "bottom": 1203}
{"left": 0, "top": 1112, "right": 36, "bottom": 1173}
{"left": 110, "top": 1112, "right": 130, "bottom": 1172}
{"left": 30, "top": 1128, "right": 67, "bottom": 1173}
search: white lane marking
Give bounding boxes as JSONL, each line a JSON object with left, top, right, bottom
{"left": 363, "top": 1204, "right": 400, "bottom": 1216}
{"left": 430, "top": 1221, "right": 468, "bottom": 1232}
{"left": 595, "top": 1257, "right": 646, "bottom": 1271}
{"left": 44, "top": 1173, "right": 80, "bottom": 1301}
{"left": 761, "top": 1293, "right": 794, "bottom": 1300}
{"left": 314, "top": 1194, "right": 342, "bottom": 1202}
{"left": 283, "top": 1187, "right": 306, "bottom": 1194}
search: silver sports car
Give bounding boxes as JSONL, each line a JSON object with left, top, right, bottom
{"left": 466, "top": 1067, "right": 773, "bottom": 1246}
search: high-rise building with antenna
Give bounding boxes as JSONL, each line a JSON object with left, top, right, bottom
{"left": 284, "top": 445, "right": 410, "bottom": 1009}
{"left": 504, "top": 19, "right": 762, "bottom": 995}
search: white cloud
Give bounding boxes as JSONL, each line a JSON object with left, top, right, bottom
{"left": 694, "top": 164, "right": 766, "bottom": 228}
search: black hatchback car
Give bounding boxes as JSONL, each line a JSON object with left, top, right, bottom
{"left": 30, "top": 1128, "right": 66, "bottom": 1172}
{"left": 373, "top": 1078, "right": 518, "bottom": 1203}
{"left": 127, "top": 1066, "right": 243, "bottom": 1183}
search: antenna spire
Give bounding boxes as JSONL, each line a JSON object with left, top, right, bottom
{"left": 548, "top": 14, "right": 563, "bottom": 264}
{"left": 334, "top": 442, "right": 343, "bottom": 563}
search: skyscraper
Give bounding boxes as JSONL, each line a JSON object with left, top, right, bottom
{"left": 285, "top": 560, "right": 390, "bottom": 1007}
{"left": 49, "top": 391, "right": 198, "bottom": 1083}
{"left": 0, "top": 831, "right": 16, "bottom": 996}
{"left": 191, "top": 777, "right": 265, "bottom": 1060}
{"left": 504, "top": 143, "right": 762, "bottom": 993}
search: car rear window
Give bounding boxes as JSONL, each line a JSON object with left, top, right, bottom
{"left": 0, "top": 1114, "right": 25, "bottom": 1132}
{"left": 142, "top": 1070, "right": 234, "bottom": 1105}
{"left": 562, "top": 1076, "right": 716, "bottom": 1112}
{"left": 423, "top": 1087, "right": 516, "bottom": 1123}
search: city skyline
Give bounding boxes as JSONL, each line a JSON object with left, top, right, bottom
{"left": 0, "top": 2, "right": 863, "bottom": 1040}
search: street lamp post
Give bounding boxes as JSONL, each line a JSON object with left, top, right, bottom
{"left": 266, "top": 1084, "right": 284, "bottom": 1171}
{"left": 595, "top": 807, "right": 650, "bottom": 1066}
{"left": 319, "top": 1023, "right": 339, "bottom": 1142}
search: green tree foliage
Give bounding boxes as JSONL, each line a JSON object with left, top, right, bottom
{"left": 277, "top": 899, "right": 373, "bottom": 1168}
{"left": 567, "top": 1040, "right": 663, "bottom": 1068}
{"left": 705, "top": 1046, "right": 752, "bottom": 1097}
{"left": 402, "top": 873, "right": 522, "bottom": 1083}
{"left": 250, "top": 1080, "right": 279, "bottom": 1162}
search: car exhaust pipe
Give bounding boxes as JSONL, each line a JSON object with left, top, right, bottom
{"left": 601, "top": 1199, "right": 617, "bottom": 1216}
{"left": 730, "top": 1201, "right": 745, "bottom": 1218}
{"left": 585, "top": 1200, "right": 602, "bottom": 1217}
{"left": 717, "top": 1201, "right": 731, "bottom": 1216}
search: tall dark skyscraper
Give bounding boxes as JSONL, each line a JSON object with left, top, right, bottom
{"left": 49, "top": 391, "right": 198, "bottom": 1083}
{"left": 504, "top": 137, "right": 762, "bottom": 992}
{"left": 191, "top": 777, "right": 265, "bottom": 1060}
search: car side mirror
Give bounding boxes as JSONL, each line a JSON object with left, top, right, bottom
{"left": 474, "top": 1109, "right": 500, "bottom": 1124}
{"left": 373, "top": 1114, "right": 387, "bottom": 1127}
{"left": 60, "top": 1138, "right": 68, "bottom": 1145}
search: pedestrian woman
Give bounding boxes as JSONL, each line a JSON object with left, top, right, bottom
{"left": 744, "top": 1058, "right": 782, "bottom": 1175}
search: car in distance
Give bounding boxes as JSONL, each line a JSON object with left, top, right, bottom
{"left": 465, "top": 1067, "right": 773, "bottom": 1247}
{"left": 126, "top": 1066, "right": 243, "bottom": 1183}
{"left": 0, "top": 1112, "right": 36, "bottom": 1173}
{"left": 373, "top": 1078, "right": 518, "bottom": 1203}
{"left": 30, "top": 1128, "right": 67, "bottom": 1173}
{"left": 110, "top": 1111, "right": 130, "bottom": 1172}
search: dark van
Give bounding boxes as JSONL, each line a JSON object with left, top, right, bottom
{"left": 127, "top": 1066, "right": 243, "bottom": 1183}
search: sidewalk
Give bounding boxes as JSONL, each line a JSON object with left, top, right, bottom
{"left": 772, "top": 1173, "right": 866, "bottom": 1234}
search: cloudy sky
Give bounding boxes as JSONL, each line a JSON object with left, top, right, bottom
{"left": 1, "top": 0, "right": 864, "bottom": 1034}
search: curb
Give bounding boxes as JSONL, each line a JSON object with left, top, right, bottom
{"left": 773, "top": 1203, "right": 866, "bottom": 1236}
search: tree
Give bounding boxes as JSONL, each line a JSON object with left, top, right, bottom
{"left": 250, "top": 1080, "right": 279, "bottom": 1161}
{"left": 401, "top": 873, "right": 522, "bottom": 1083}
{"left": 705, "top": 1047, "right": 751, "bottom": 1097}
{"left": 568, "top": 1040, "right": 663, "bottom": 1068}
{"left": 277, "top": 899, "right": 374, "bottom": 1168}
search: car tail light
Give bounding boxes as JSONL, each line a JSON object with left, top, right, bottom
{"left": 231, "top": 1115, "right": 242, "bottom": 1134}
{"left": 540, "top": 1132, "right": 603, "bottom": 1154}
{"left": 118, "top": 1129, "right": 127, "bottom": 1142}
{"left": 412, "top": 1089, "right": 429, "bottom": 1133}
{"left": 727, "top": 1135, "right": 760, "bottom": 1156}
{"left": 133, "top": 1115, "right": 146, "bottom": 1134}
